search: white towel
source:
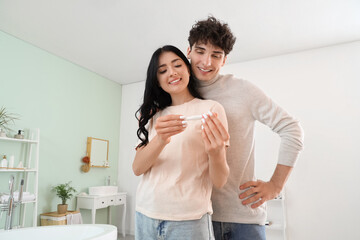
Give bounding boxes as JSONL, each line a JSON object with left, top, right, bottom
{"left": 66, "top": 212, "right": 83, "bottom": 225}
{"left": 13, "top": 191, "right": 31, "bottom": 196}
{"left": 0, "top": 193, "right": 36, "bottom": 203}
{"left": 0, "top": 192, "right": 30, "bottom": 196}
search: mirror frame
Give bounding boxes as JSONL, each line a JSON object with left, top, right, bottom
{"left": 86, "top": 137, "right": 109, "bottom": 168}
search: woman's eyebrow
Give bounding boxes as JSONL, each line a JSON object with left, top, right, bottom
{"left": 171, "top": 58, "right": 182, "bottom": 64}
{"left": 158, "top": 58, "right": 181, "bottom": 68}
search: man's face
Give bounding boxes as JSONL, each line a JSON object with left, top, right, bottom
{"left": 187, "top": 42, "right": 227, "bottom": 81}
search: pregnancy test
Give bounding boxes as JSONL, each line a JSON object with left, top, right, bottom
{"left": 185, "top": 115, "right": 203, "bottom": 121}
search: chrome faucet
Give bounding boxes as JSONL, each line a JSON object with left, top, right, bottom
{"left": 3, "top": 176, "right": 24, "bottom": 230}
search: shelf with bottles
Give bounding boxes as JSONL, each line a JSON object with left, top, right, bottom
{"left": 0, "top": 136, "right": 38, "bottom": 144}
{"left": 0, "top": 129, "right": 39, "bottom": 169}
{"left": 1, "top": 154, "right": 29, "bottom": 171}
{"left": 0, "top": 128, "right": 39, "bottom": 228}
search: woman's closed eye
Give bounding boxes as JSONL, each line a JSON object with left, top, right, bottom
{"left": 158, "top": 68, "right": 167, "bottom": 74}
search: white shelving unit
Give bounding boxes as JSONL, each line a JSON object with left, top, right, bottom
{"left": 0, "top": 129, "right": 39, "bottom": 228}
{"left": 266, "top": 192, "right": 287, "bottom": 240}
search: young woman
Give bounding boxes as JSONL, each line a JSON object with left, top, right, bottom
{"left": 133, "top": 45, "right": 229, "bottom": 240}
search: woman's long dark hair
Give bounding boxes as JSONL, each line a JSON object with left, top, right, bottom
{"left": 135, "top": 45, "right": 203, "bottom": 148}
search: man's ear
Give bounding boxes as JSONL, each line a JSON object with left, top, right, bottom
{"left": 186, "top": 46, "right": 191, "bottom": 58}
{"left": 222, "top": 55, "right": 227, "bottom": 67}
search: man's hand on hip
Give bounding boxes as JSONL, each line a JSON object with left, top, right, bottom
{"left": 239, "top": 180, "right": 281, "bottom": 208}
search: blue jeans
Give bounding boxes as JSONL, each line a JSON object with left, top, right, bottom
{"left": 212, "top": 221, "right": 266, "bottom": 240}
{"left": 135, "top": 211, "right": 215, "bottom": 240}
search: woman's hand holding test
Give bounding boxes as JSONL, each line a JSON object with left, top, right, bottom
{"left": 133, "top": 114, "right": 185, "bottom": 176}
{"left": 154, "top": 114, "right": 187, "bottom": 144}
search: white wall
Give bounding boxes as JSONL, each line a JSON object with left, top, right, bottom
{"left": 117, "top": 81, "right": 144, "bottom": 235}
{"left": 117, "top": 41, "right": 360, "bottom": 239}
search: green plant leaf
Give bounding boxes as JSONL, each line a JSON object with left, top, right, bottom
{"left": 0, "top": 106, "right": 20, "bottom": 133}
{"left": 51, "top": 181, "right": 76, "bottom": 205}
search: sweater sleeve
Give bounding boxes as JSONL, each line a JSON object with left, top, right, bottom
{"left": 246, "top": 81, "right": 304, "bottom": 167}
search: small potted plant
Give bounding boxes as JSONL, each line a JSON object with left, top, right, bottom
{"left": 52, "top": 181, "right": 76, "bottom": 214}
{"left": 0, "top": 106, "right": 19, "bottom": 137}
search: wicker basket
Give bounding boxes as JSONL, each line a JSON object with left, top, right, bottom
{"left": 40, "top": 211, "right": 80, "bottom": 226}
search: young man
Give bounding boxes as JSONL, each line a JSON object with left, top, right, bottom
{"left": 187, "top": 16, "right": 304, "bottom": 240}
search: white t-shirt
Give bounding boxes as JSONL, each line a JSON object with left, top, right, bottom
{"left": 136, "top": 98, "right": 229, "bottom": 221}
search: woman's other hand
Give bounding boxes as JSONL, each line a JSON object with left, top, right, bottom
{"left": 201, "top": 111, "right": 229, "bottom": 155}
{"left": 201, "top": 111, "right": 230, "bottom": 188}
{"left": 154, "top": 114, "right": 187, "bottom": 145}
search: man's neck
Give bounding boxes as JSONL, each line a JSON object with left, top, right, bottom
{"left": 195, "top": 74, "right": 221, "bottom": 87}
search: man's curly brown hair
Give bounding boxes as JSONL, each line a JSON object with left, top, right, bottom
{"left": 188, "top": 16, "right": 236, "bottom": 55}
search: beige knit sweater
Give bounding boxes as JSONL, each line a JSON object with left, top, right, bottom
{"left": 196, "top": 74, "right": 304, "bottom": 225}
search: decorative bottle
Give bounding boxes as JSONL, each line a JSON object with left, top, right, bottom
{"left": 1, "top": 155, "right": 8, "bottom": 168}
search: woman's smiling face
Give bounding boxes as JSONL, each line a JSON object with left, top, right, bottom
{"left": 157, "top": 51, "right": 190, "bottom": 97}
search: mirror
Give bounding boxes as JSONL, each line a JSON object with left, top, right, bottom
{"left": 86, "top": 137, "right": 109, "bottom": 168}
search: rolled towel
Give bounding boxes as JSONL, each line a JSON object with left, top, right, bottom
{"left": 13, "top": 191, "right": 31, "bottom": 196}
{"left": 0, "top": 195, "right": 8, "bottom": 204}
{"left": 0, "top": 193, "right": 36, "bottom": 203}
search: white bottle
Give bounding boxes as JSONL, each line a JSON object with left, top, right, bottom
{"left": 8, "top": 155, "right": 14, "bottom": 168}
{"left": 1, "top": 155, "right": 8, "bottom": 168}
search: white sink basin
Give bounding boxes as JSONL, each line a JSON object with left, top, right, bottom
{"left": 88, "top": 186, "right": 118, "bottom": 195}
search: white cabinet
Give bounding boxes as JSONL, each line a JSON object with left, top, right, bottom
{"left": 266, "top": 192, "right": 287, "bottom": 240}
{"left": 76, "top": 192, "right": 126, "bottom": 237}
{"left": 0, "top": 129, "right": 39, "bottom": 228}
